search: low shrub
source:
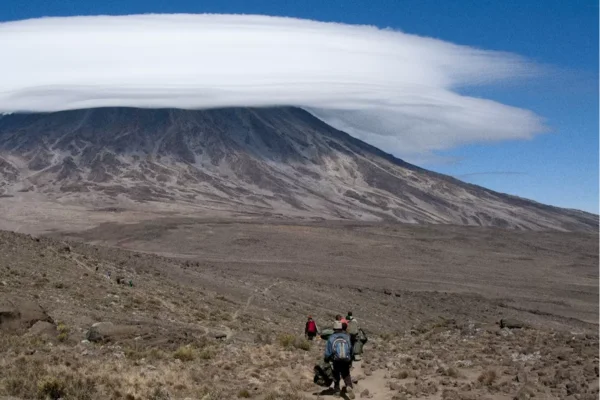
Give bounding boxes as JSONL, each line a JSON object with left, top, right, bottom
{"left": 173, "top": 346, "right": 195, "bottom": 362}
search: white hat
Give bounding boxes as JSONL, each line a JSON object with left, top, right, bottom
{"left": 333, "top": 321, "right": 343, "bottom": 330}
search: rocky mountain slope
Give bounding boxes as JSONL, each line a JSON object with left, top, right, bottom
{"left": 0, "top": 107, "right": 596, "bottom": 231}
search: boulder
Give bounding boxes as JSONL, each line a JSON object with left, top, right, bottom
{"left": 213, "top": 331, "right": 228, "bottom": 340}
{"left": 85, "top": 322, "right": 139, "bottom": 342}
{"left": 28, "top": 321, "right": 57, "bottom": 338}
{"left": 0, "top": 299, "right": 53, "bottom": 333}
{"left": 500, "top": 318, "right": 525, "bottom": 329}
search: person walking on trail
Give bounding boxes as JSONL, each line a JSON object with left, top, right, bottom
{"left": 305, "top": 315, "right": 319, "bottom": 340}
{"left": 324, "top": 321, "right": 355, "bottom": 399}
{"left": 346, "top": 311, "right": 359, "bottom": 347}
{"left": 336, "top": 314, "right": 348, "bottom": 331}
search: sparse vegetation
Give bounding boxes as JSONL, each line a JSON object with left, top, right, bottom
{"left": 199, "top": 348, "right": 216, "bottom": 360}
{"left": 0, "top": 225, "right": 596, "bottom": 400}
{"left": 394, "top": 369, "right": 410, "bottom": 379}
{"left": 37, "top": 377, "right": 67, "bottom": 400}
{"left": 277, "top": 334, "right": 311, "bottom": 351}
{"left": 57, "top": 322, "right": 69, "bottom": 342}
{"left": 444, "top": 367, "right": 460, "bottom": 378}
{"left": 477, "top": 369, "right": 497, "bottom": 386}
{"left": 277, "top": 333, "right": 295, "bottom": 348}
{"left": 173, "top": 346, "right": 195, "bottom": 362}
{"left": 293, "top": 337, "right": 311, "bottom": 351}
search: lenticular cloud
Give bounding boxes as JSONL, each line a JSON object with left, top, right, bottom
{"left": 0, "top": 14, "right": 545, "bottom": 161}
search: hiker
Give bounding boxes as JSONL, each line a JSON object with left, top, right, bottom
{"left": 346, "top": 311, "right": 359, "bottom": 347}
{"left": 324, "top": 321, "right": 355, "bottom": 398}
{"left": 335, "top": 314, "right": 348, "bottom": 331}
{"left": 305, "top": 315, "right": 319, "bottom": 340}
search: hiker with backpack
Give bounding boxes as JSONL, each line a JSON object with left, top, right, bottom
{"left": 305, "top": 315, "right": 319, "bottom": 340}
{"left": 346, "top": 311, "right": 359, "bottom": 347}
{"left": 324, "top": 321, "right": 355, "bottom": 399}
{"left": 346, "top": 311, "right": 368, "bottom": 361}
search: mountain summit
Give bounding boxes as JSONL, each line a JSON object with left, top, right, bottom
{"left": 0, "top": 107, "right": 596, "bottom": 231}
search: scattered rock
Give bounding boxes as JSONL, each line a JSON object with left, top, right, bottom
{"left": 514, "top": 383, "right": 537, "bottom": 400}
{"left": 0, "top": 299, "right": 53, "bottom": 333}
{"left": 27, "top": 321, "right": 57, "bottom": 337}
{"left": 360, "top": 388, "right": 370, "bottom": 398}
{"left": 85, "top": 322, "right": 139, "bottom": 342}
{"left": 213, "top": 331, "right": 228, "bottom": 340}
{"left": 500, "top": 319, "right": 525, "bottom": 329}
{"left": 384, "top": 289, "right": 392, "bottom": 295}
{"left": 566, "top": 382, "right": 578, "bottom": 395}
{"left": 441, "top": 389, "right": 460, "bottom": 400}
{"left": 499, "top": 328, "right": 514, "bottom": 337}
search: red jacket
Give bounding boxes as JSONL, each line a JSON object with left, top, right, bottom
{"left": 305, "top": 319, "right": 318, "bottom": 334}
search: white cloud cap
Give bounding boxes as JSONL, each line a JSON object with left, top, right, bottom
{"left": 0, "top": 14, "right": 546, "bottom": 162}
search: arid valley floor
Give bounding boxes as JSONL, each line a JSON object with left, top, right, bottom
{"left": 0, "top": 215, "right": 598, "bottom": 400}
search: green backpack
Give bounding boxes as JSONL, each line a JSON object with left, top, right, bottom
{"left": 313, "top": 361, "right": 334, "bottom": 387}
{"left": 320, "top": 328, "right": 334, "bottom": 340}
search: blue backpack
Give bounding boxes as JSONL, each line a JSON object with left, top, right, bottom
{"left": 332, "top": 336, "right": 351, "bottom": 361}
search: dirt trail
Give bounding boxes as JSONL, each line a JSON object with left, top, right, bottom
{"left": 232, "top": 280, "right": 279, "bottom": 321}
{"left": 350, "top": 362, "right": 395, "bottom": 400}
{"left": 304, "top": 361, "right": 395, "bottom": 400}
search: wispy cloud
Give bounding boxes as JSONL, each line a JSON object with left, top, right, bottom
{"left": 456, "top": 171, "right": 527, "bottom": 179}
{"left": 0, "top": 14, "right": 546, "bottom": 161}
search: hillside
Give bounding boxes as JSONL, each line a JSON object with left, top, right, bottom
{"left": 0, "top": 221, "right": 598, "bottom": 399}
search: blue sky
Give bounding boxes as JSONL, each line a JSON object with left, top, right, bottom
{"left": 1, "top": 0, "right": 598, "bottom": 213}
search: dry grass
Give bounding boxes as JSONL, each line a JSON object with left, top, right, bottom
{"left": 444, "top": 367, "right": 460, "bottom": 378}
{"left": 37, "top": 376, "right": 67, "bottom": 400}
{"left": 173, "top": 346, "right": 195, "bottom": 362}
{"left": 56, "top": 322, "right": 69, "bottom": 342}
{"left": 393, "top": 369, "right": 410, "bottom": 379}
{"left": 277, "top": 334, "right": 311, "bottom": 351}
{"left": 0, "top": 229, "right": 597, "bottom": 400}
{"left": 477, "top": 369, "right": 497, "bottom": 386}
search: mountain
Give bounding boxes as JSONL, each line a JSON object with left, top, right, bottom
{"left": 0, "top": 107, "right": 596, "bottom": 231}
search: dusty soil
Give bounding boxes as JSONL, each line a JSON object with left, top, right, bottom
{"left": 0, "top": 218, "right": 598, "bottom": 399}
